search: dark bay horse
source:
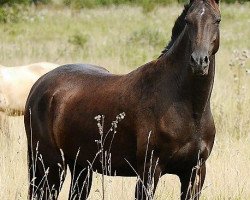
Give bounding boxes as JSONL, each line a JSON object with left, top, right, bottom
{"left": 24, "top": 0, "right": 221, "bottom": 199}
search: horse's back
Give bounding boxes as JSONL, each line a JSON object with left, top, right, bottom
{"left": 27, "top": 63, "right": 111, "bottom": 95}
{"left": 25, "top": 63, "right": 113, "bottom": 128}
{"left": 48, "top": 63, "right": 110, "bottom": 76}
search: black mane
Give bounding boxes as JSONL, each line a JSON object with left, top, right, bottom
{"left": 159, "top": 4, "right": 191, "bottom": 57}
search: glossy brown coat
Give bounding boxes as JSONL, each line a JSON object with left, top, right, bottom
{"left": 24, "top": 0, "right": 221, "bottom": 199}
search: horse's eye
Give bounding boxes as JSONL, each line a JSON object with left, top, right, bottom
{"left": 215, "top": 18, "right": 221, "bottom": 24}
{"left": 185, "top": 18, "right": 191, "bottom": 25}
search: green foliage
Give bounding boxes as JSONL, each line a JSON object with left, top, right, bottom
{"left": 128, "top": 27, "right": 165, "bottom": 47}
{"left": 140, "top": 0, "right": 156, "bottom": 13}
{"left": 0, "top": 0, "right": 51, "bottom": 6}
{"left": 68, "top": 33, "right": 89, "bottom": 48}
{"left": 37, "top": 0, "right": 52, "bottom": 4}
{"left": 221, "top": 0, "right": 249, "bottom": 3}
{"left": 0, "top": 5, "right": 27, "bottom": 24}
{"left": 0, "top": 8, "right": 7, "bottom": 23}
{"left": 0, "top": 0, "right": 29, "bottom": 6}
{"left": 63, "top": 0, "right": 96, "bottom": 8}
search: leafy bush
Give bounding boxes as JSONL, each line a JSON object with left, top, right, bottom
{"left": 0, "top": 5, "right": 27, "bottom": 23}
{"left": 68, "top": 33, "right": 89, "bottom": 48}
{"left": 0, "top": 0, "right": 29, "bottom": 6}
{"left": 0, "top": 8, "right": 7, "bottom": 23}
{"left": 0, "top": 0, "right": 51, "bottom": 6}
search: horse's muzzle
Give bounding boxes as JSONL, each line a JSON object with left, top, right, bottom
{"left": 190, "top": 52, "right": 210, "bottom": 76}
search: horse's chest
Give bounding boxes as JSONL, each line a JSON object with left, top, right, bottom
{"left": 157, "top": 114, "right": 213, "bottom": 171}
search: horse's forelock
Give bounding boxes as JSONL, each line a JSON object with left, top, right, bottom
{"left": 199, "top": 0, "right": 220, "bottom": 16}
{"left": 208, "top": 0, "right": 220, "bottom": 5}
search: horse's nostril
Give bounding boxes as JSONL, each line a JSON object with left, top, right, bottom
{"left": 190, "top": 53, "right": 209, "bottom": 67}
{"left": 204, "top": 56, "right": 209, "bottom": 64}
{"left": 190, "top": 55, "right": 196, "bottom": 64}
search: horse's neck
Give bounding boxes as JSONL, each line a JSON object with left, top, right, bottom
{"left": 142, "top": 29, "right": 215, "bottom": 120}
{"left": 190, "top": 56, "right": 215, "bottom": 120}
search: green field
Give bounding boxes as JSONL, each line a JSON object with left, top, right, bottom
{"left": 0, "top": 3, "right": 250, "bottom": 200}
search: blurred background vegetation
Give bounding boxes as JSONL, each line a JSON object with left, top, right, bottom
{"left": 0, "top": 0, "right": 249, "bottom": 8}
{"left": 0, "top": 0, "right": 249, "bottom": 25}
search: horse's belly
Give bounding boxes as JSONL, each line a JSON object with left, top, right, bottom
{"left": 58, "top": 122, "right": 137, "bottom": 177}
{"left": 91, "top": 155, "right": 137, "bottom": 177}
{"left": 63, "top": 137, "right": 137, "bottom": 177}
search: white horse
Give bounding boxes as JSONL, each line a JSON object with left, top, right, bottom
{"left": 0, "top": 62, "right": 59, "bottom": 115}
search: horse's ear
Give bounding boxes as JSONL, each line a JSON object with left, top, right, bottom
{"left": 214, "top": 0, "right": 220, "bottom": 4}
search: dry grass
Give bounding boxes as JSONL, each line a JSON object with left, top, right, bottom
{"left": 0, "top": 3, "right": 250, "bottom": 200}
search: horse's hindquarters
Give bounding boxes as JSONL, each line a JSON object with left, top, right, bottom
{"left": 25, "top": 64, "right": 138, "bottom": 179}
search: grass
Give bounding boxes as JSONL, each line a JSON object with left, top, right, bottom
{"left": 0, "top": 2, "right": 250, "bottom": 199}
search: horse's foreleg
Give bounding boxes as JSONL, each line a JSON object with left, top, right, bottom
{"left": 68, "top": 160, "right": 92, "bottom": 200}
{"left": 135, "top": 161, "right": 161, "bottom": 200}
{"left": 179, "top": 163, "right": 206, "bottom": 200}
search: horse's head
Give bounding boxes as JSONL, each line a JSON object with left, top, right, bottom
{"left": 185, "top": 0, "right": 221, "bottom": 76}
